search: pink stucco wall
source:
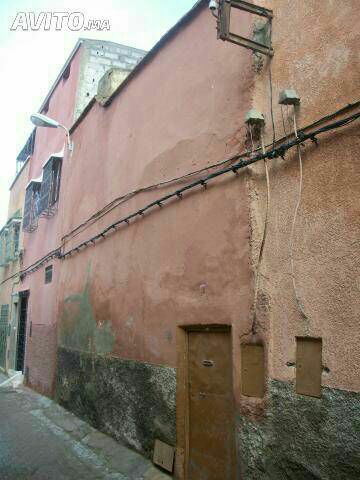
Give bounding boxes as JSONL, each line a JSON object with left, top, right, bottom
{"left": 21, "top": 0, "right": 359, "bottom": 407}
{"left": 250, "top": 0, "right": 360, "bottom": 393}
{"left": 56, "top": 5, "right": 254, "bottom": 405}
{"left": 13, "top": 2, "right": 360, "bottom": 475}
{"left": 21, "top": 46, "right": 82, "bottom": 394}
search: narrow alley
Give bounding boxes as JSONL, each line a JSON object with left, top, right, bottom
{"left": 0, "top": 378, "right": 169, "bottom": 480}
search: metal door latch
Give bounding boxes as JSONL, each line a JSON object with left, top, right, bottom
{"left": 202, "top": 360, "right": 214, "bottom": 367}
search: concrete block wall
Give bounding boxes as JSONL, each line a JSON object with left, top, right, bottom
{"left": 74, "top": 39, "right": 147, "bottom": 121}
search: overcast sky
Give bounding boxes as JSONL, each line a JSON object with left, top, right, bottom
{"left": 0, "top": 0, "right": 196, "bottom": 226}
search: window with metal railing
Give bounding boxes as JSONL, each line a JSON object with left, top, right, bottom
{"left": 0, "top": 217, "right": 22, "bottom": 266}
{"left": 39, "top": 156, "right": 62, "bottom": 217}
{"left": 23, "top": 181, "right": 41, "bottom": 232}
{"left": 0, "top": 228, "right": 9, "bottom": 266}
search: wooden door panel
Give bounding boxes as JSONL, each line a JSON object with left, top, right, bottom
{"left": 188, "top": 329, "right": 235, "bottom": 480}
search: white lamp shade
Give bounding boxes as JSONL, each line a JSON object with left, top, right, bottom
{"left": 30, "top": 113, "right": 60, "bottom": 129}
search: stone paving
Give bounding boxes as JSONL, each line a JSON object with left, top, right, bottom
{"left": 0, "top": 382, "right": 171, "bottom": 480}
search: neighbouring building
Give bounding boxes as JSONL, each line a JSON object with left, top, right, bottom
{"left": 0, "top": 38, "right": 146, "bottom": 389}
{"left": 0, "top": 1, "right": 359, "bottom": 479}
{"left": 0, "top": 158, "right": 30, "bottom": 373}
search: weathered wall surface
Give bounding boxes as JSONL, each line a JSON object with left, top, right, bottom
{"left": 55, "top": 4, "right": 255, "bottom": 457}
{"left": 11, "top": 0, "right": 359, "bottom": 477}
{"left": 238, "top": 380, "right": 360, "bottom": 480}
{"left": 241, "top": 0, "right": 360, "bottom": 478}
{"left": 56, "top": 349, "right": 176, "bottom": 456}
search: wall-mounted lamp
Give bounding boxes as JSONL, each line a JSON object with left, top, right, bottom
{"left": 209, "top": 0, "right": 219, "bottom": 17}
{"left": 30, "top": 113, "right": 73, "bottom": 152}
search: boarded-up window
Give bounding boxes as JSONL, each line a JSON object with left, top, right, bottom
{"left": 296, "top": 337, "right": 322, "bottom": 398}
{"left": 241, "top": 343, "right": 265, "bottom": 398}
{"left": 39, "top": 157, "right": 62, "bottom": 215}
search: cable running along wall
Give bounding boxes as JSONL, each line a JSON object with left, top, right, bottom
{"left": 1, "top": 107, "right": 359, "bottom": 286}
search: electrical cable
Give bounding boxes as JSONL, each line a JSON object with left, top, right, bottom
{"left": 61, "top": 111, "right": 360, "bottom": 260}
{"left": 280, "top": 105, "right": 289, "bottom": 142}
{"left": 62, "top": 155, "right": 241, "bottom": 244}
{"left": 251, "top": 130, "right": 271, "bottom": 334}
{"left": 1, "top": 108, "right": 359, "bottom": 286}
{"left": 63, "top": 101, "right": 360, "bottom": 244}
{"left": 268, "top": 20, "right": 276, "bottom": 149}
{"left": 249, "top": 124, "right": 255, "bottom": 153}
{"left": 250, "top": 20, "right": 274, "bottom": 333}
{"left": 289, "top": 108, "right": 309, "bottom": 320}
{"left": 0, "top": 248, "right": 61, "bottom": 286}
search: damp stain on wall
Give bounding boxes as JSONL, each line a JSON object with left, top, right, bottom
{"left": 58, "top": 268, "right": 114, "bottom": 355}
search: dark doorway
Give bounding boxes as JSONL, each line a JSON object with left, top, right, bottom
{"left": 16, "top": 291, "right": 29, "bottom": 372}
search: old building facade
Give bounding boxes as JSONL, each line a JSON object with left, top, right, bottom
{"left": 0, "top": 38, "right": 145, "bottom": 391}
{"left": 0, "top": 1, "right": 359, "bottom": 479}
{"left": 0, "top": 159, "right": 30, "bottom": 374}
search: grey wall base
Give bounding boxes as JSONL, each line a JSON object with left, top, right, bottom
{"left": 237, "top": 380, "right": 360, "bottom": 480}
{"left": 56, "top": 348, "right": 176, "bottom": 458}
{"left": 56, "top": 350, "right": 360, "bottom": 479}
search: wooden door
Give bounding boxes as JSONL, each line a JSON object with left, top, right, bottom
{"left": 187, "top": 328, "right": 236, "bottom": 479}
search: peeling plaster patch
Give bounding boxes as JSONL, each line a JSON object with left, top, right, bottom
{"left": 59, "top": 267, "right": 115, "bottom": 355}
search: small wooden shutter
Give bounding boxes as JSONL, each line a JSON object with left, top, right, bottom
{"left": 39, "top": 160, "right": 53, "bottom": 214}
{"left": 23, "top": 187, "right": 33, "bottom": 231}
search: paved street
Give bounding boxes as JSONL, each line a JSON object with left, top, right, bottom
{"left": 0, "top": 383, "right": 170, "bottom": 480}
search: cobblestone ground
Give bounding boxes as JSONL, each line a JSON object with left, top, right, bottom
{"left": 0, "top": 383, "right": 170, "bottom": 480}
